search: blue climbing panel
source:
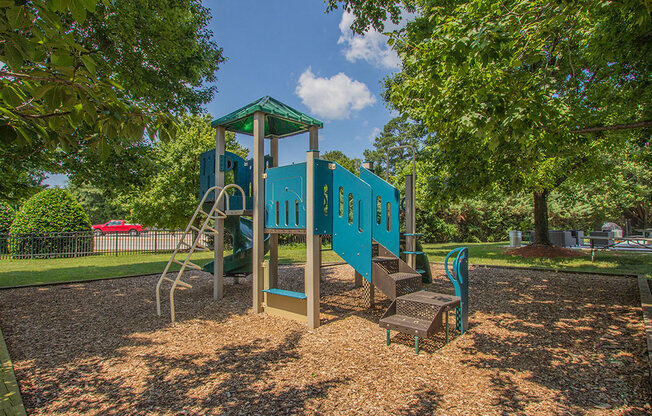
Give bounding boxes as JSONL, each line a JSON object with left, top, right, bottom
{"left": 332, "top": 163, "right": 372, "bottom": 282}
{"left": 200, "top": 149, "right": 272, "bottom": 210}
{"left": 264, "top": 163, "right": 307, "bottom": 230}
{"left": 360, "top": 167, "right": 400, "bottom": 256}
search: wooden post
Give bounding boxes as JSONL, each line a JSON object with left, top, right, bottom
{"left": 252, "top": 112, "right": 265, "bottom": 313}
{"left": 269, "top": 137, "right": 279, "bottom": 288}
{"left": 214, "top": 126, "right": 226, "bottom": 300}
{"left": 306, "top": 126, "right": 321, "bottom": 329}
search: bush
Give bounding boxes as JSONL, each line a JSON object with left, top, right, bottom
{"left": 8, "top": 189, "right": 93, "bottom": 258}
{"left": 0, "top": 202, "right": 15, "bottom": 254}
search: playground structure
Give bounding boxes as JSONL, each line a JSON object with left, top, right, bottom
{"left": 155, "top": 96, "right": 468, "bottom": 348}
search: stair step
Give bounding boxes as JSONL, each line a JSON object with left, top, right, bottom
{"left": 372, "top": 256, "right": 399, "bottom": 274}
{"left": 389, "top": 272, "right": 422, "bottom": 281}
{"left": 379, "top": 314, "right": 431, "bottom": 334}
{"left": 397, "top": 297, "right": 443, "bottom": 320}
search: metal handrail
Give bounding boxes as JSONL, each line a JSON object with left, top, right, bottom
{"left": 155, "top": 184, "right": 246, "bottom": 321}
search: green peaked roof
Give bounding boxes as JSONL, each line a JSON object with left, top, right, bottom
{"left": 211, "top": 96, "right": 323, "bottom": 138}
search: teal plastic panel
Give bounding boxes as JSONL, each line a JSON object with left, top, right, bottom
{"left": 264, "top": 163, "right": 307, "bottom": 229}
{"left": 262, "top": 288, "right": 307, "bottom": 299}
{"left": 360, "top": 167, "right": 400, "bottom": 256}
{"left": 312, "top": 159, "right": 334, "bottom": 235}
{"left": 200, "top": 150, "right": 273, "bottom": 210}
{"left": 332, "top": 163, "right": 372, "bottom": 281}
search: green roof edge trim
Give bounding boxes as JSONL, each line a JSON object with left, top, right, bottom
{"left": 211, "top": 96, "right": 323, "bottom": 138}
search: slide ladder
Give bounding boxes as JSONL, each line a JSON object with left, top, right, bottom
{"left": 155, "top": 184, "right": 245, "bottom": 322}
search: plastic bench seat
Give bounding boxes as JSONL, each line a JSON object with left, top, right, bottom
{"left": 262, "top": 288, "right": 307, "bottom": 300}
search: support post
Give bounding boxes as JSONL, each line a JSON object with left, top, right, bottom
{"left": 362, "top": 278, "right": 374, "bottom": 308}
{"left": 269, "top": 137, "right": 279, "bottom": 288}
{"left": 306, "top": 127, "right": 321, "bottom": 329}
{"left": 214, "top": 126, "right": 226, "bottom": 300}
{"left": 354, "top": 271, "right": 363, "bottom": 288}
{"left": 405, "top": 174, "right": 416, "bottom": 269}
{"left": 252, "top": 112, "right": 265, "bottom": 313}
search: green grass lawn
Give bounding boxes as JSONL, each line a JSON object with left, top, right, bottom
{"left": 0, "top": 242, "right": 648, "bottom": 288}
{"left": 422, "top": 242, "right": 651, "bottom": 277}
{"left": 0, "top": 246, "right": 343, "bottom": 289}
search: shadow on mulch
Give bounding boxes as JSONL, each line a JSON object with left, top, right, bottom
{"left": 0, "top": 264, "right": 649, "bottom": 415}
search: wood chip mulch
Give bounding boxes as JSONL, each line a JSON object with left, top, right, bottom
{"left": 0, "top": 264, "right": 650, "bottom": 415}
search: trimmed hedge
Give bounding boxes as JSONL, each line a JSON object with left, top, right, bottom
{"left": 0, "top": 202, "right": 15, "bottom": 253}
{"left": 8, "top": 189, "right": 93, "bottom": 258}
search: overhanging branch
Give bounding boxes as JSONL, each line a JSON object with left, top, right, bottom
{"left": 572, "top": 121, "right": 652, "bottom": 134}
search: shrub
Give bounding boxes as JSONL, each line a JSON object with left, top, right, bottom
{"left": 0, "top": 202, "right": 15, "bottom": 254}
{"left": 8, "top": 189, "right": 93, "bottom": 258}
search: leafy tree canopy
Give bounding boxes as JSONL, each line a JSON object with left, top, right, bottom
{"left": 330, "top": 0, "right": 651, "bottom": 244}
{"left": 322, "top": 150, "right": 361, "bottom": 175}
{"left": 362, "top": 116, "right": 426, "bottom": 181}
{"left": 119, "top": 115, "right": 247, "bottom": 228}
{"left": 0, "top": 0, "right": 223, "bottom": 158}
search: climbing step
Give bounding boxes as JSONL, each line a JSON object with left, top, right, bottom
{"left": 380, "top": 314, "right": 431, "bottom": 335}
{"left": 389, "top": 272, "right": 422, "bottom": 297}
{"left": 380, "top": 291, "right": 461, "bottom": 339}
{"left": 373, "top": 256, "right": 399, "bottom": 274}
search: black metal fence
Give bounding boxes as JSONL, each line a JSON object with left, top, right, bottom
{"left": 0, "top": 230, "right": 329, "bottom": 260}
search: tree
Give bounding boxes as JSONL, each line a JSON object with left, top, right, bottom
{"left": 363, "top": 117, "right": 426, "bottom": 181}
{"left": 1, "top": 0, "right": 223, "bottom": 193}
{"left": 67, "top": 181, "right": 129, "bottom": 225}
{"left": 329, "top": 0, "right": 651, "bottom": 245}
{"left": 322, "top": 150, "right": 361, "bottom": 175}
{"left": 121, "top": 115, "right": 247, "bottom": 228}
{"left": 8, "top": 188, "right": 92, "bottom": 257}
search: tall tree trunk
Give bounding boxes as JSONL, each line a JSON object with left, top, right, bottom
{"left": 533, "top": 190, "right": 551, "bottom": 245}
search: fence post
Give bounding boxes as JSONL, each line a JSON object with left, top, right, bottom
{"left": 154, "top": 229, "right": 158, "bottom": 253}
{"left": 30, "top": 233, "right": 34, "bottom": 260}
{"left": 115, "top": 232, "right": 118, "bottom": 256}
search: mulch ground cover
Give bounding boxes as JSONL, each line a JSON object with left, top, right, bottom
{"left": 0, "top": 264, "right": 649, "bottom": 415}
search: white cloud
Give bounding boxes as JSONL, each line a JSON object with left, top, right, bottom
{"left": 338, "top": 11, "right": 401, "bottom": 69}
{"left": 367, "top": 127, "right": 381, "bottom": 142}
{"left": 295, "top": 68, "right": 376, "bottom": 120}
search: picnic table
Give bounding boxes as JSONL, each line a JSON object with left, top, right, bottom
{"left": 581, "top": 235, "right": 652, "bottom": 261}
{"left": 635, "top": 228, "right": 652, "bottom": 238}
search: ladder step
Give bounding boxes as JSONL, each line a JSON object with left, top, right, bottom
{"left": 191, "top": 225, "right": 201, "bottom": 232}
{"left": 171, "top": 258, "right": 202, "bottom": 270}
{"left": 162, "top": 277, "right": 192, "bottom": 288}
{"left": 204, "top": 225, "right": 219, "bottom": 234}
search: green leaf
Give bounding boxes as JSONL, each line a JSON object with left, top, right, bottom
{"left": 31, "top": 84, "right": 58, "bottom": 100}
{"left": 51, "top": 52, "right": 74, "bottom": 67}
{"left": 70, "top": 0, "right": 87, "bottom": 24}
{"left": 80, "top": 55, "right": 96, "bottom": 77}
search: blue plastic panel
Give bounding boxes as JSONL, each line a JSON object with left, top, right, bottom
{"left": 360, "top": 167, "right": 400, "bottom": 256}
{"left": 312, "top": 159, "right": 334, "bottom": 235}
{"left": 262, "top": 288, "right": 307, "bottom": 299}
{"left": 332, "top": 163, "right": 372, "bottom": 281}
{"left": 265, "top": 163, "right": 307, "bottom": 229}
{"left": 199, "top": 150, "right": 273, "bottom": 210}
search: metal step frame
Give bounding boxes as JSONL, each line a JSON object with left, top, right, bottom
{"left": 155, "top": 184, "right": 245, "bottom": 322}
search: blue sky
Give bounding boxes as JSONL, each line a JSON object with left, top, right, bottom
{"left": 45, "top": 0, "right": 399, "bottom": 186}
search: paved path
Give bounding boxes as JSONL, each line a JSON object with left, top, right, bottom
{"left": 0, "top": 328, "right": 25, "bottom": 416}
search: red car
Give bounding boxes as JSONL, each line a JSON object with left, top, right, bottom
{"left": 93, "top": 220, "right": 145, "bottom": 236}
